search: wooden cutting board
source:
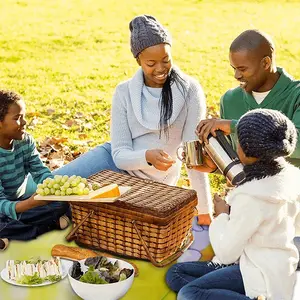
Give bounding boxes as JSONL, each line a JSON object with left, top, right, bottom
{"left": 51, "top": 244, "right": 139, "bottom": 276}
{"left": 34, "top": 186, "right": 131, "bottom": 203}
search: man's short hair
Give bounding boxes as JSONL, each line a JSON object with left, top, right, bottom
{"left": 230, "top": 29, "right": 275, "bottom": 58}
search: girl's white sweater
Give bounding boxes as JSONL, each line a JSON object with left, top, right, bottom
{"left": 210, "top": 164, "right": 300, "bottom": 299}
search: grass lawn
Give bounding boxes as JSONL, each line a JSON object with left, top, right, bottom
{"left": 1, "top": 0, "right": 300, "bottom": 149}
{"left": 1, "top": 0, "right": 300, "bottom": 299}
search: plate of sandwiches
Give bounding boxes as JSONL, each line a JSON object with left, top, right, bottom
{"left": 1, "top": 257, "right": 72, "bottom": 287}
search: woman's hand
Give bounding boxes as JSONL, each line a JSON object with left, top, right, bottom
{"left": 146, "top": 149, "right": 175, "bottom": 171}
{"left": 213, "top": 193, "right": 230, "bottom": 217}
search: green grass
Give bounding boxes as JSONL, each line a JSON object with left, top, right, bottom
{"left": 1, "top": 0, "right": 300, "bottom": 193}
{"left": 1, "top": 1, "right": 300, "bottom": 299}
{"left": 2, "top": 0, "right": 300, "bottom": 193}
{"left": 1, "top": 0, "right": 300, "bottom": 150}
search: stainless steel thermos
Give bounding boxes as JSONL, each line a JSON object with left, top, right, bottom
{"left": 204, "top": 131, "right": 245, "bottom": 185}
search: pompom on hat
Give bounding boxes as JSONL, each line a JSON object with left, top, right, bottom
{"left": 237, "top": 109, "right": 297, "bottom": 159}
{"left": 129, "top": 15, "right": 172, "bottom": 58}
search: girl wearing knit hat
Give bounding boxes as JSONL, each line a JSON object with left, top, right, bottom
{"left": 166, "top": 108, "right": 300, "bottom": 300}
{"left": 44, "top": 15, "right": 213, "bottom": 260}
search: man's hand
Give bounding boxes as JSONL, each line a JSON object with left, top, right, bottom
{"left": 146, "top": 149, "right": 175, "bottom": 171}
{"left": 213, "top": 193, "right": 230, "bottom": 217}
{"left": 192, "top": 150, "right": 218, "bottom": 173}
{"left": 196, "top": 118, "right": 232, "bottom": 144}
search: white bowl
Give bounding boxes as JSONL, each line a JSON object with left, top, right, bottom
{"left": 68, "top": 257, "right": 134, "bottom": 300}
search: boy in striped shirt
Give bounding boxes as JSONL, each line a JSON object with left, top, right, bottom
{"left": 0, "top": 90, "right": 70, "bottom": 251}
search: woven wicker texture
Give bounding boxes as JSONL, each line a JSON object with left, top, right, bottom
{"left": 68, "top": 170, "right": 198, "bottom": 265}
{"left": 88, "top": 170, "right": 197, "bottom": 219}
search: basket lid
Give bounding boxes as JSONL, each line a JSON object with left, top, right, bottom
{"left": 88, "top": 170, "right": 197, "bottom": 218}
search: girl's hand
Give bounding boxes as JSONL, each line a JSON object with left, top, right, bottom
{"left": 146, "top": 149, "right": 175, "bottom": 171}
{"left": 213, "top": 193, "right": 230, "bottom": 217}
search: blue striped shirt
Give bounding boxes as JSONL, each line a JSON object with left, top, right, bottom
{"left": 0, "top": 133, "right": 52, "bottom": 219}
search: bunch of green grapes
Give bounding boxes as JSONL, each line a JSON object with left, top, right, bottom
{"left": 36, "top": 175, "right": 90, "bottom": 196}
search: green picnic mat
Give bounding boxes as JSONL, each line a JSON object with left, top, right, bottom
{"left": 0, "top": 228, "right": 177, "bottom": 300}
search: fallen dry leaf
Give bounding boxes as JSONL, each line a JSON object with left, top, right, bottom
{"left": 37, "top": 135, "right": 88, "bottom": 171}
{"left": 69, "top": 151, "right": 83, "bottom": 159}
{"left": 65, "top": 119, "right": 76, "bottom": 127}
{"left": 78, "top": 133, "right": 88, "bottom": 139}
{"left": 49, "top": 158, "right": 65, "bottom": 169}
{"left": 40, "top": 137, "right": 69, "bottom": 147}
{"left": 72, "top": 140, "right": 88, "bottom": 146}
{"left": 74, "top": 119, "right": 82, "bottom": 125}
{"left": 48, "top": 151, "right": 65, "bottom": 160}
{"left": 74, "top": 112, "right": 84, "bottom": 118}
{"left": 47, "top": 108, "right": 55, "bottom": 115}
{"left": 27, "top": 112, "right": 41, "bottom": 117}
{"left": 27, "top": 116, "right": 41, "bottom": 130}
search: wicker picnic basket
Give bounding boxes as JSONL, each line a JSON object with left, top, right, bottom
{"left": 66, "top": 170, "right": 197, "bottom": 267}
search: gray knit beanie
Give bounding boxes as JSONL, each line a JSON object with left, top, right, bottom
{"left": 237, "top": 109, "right": 297, "bottom": 159}
{"left": 129, "top": 15, "right": 172, "bottom": 58}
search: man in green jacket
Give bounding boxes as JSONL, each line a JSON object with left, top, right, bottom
{"left": 197, "top": 29, "right": 300, "bottom": 168}
{"left": 196, "top": 29, "right": 300, "bottom": 267}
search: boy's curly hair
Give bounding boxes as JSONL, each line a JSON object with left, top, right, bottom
{"left": 0, "top": 90, "right": 22, "bottom": 121}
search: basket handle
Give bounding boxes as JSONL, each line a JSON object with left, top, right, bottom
{"left": 66, "top": 210, "right": 94, "bottom": 242}
{"left": 132, "top": 220, "right": 192, "bottom": 268}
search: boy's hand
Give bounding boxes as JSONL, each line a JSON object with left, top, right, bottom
{"left": 15, "top": 194, "right": 50, "bottom": 213}
{"left": 213, "top": 193, "right": 230, "bottom": 217}
{"left": 28, "top": 195, "right": 50, "bottom": 207}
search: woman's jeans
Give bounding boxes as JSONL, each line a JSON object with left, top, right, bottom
{"left": 54, "top": 142, "right": 125, "bottom": 177}
{"left": 166, "top": 261, "right": 253, "bottom": 300}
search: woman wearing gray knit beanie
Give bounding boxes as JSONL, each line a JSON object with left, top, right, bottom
{"left": 51, "top": 15, "right": 213, "bottom": 261}
{"left": 167, "top": 108, "right": 300, "bottom": 300}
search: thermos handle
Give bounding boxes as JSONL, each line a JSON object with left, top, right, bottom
{"left": 214, "top": 130, "right": 239, "bottom": 160}
{"left": 176, "top": 145, "right": 185, "bottom": 163}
